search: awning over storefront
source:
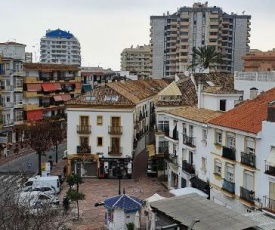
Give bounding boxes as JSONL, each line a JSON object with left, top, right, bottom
{"left": 26, "top": 110, "right": 43, "bottom": 121}
{"left": 75, "top": 82, "right": 81, "bottom": 90}
{"left": 42, "top": 83, "right": 55, "bottom": 92}
{"left": 68, "top": 153, "right": 99, "bottom": 161}
{"left": 53, "top": 95, "right": 63, "bottom": 101}
{"left": 26, "top": 83, "right": 42, "bottom": 92}
{"left": 53, "top": 83, "right": 62, "bottom": 90}
{"left": 61, "top": 94, "right": 71, "bottom": 101}
{"left": 190, "top": 176, "right": 210, "bottom": 196}
{"left": 267, "top": 147, "right": 275, "bottom": 167}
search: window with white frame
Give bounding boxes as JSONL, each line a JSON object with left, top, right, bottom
{"left": 214, "top": 159, "right": 222, "bottom": 175}
{"left": 226, "top": 133, "right": 235, "bottom": 149}
{"left": 215, "top": 130, "right": 222, "bottom": 145}
{"left": 243, "top": 170, "right": 253, "bottom": 191}
{"left": 157, "top": 120, "right": 169, "bottom": 132}
{"left": 202, "top": 129, "right": 207, "bottom": 142}
{"left": 245, "top": 137, "right": 255, "bottom": 154}
{"left": 225, "top": 164, "right": 234, "bottom": 182}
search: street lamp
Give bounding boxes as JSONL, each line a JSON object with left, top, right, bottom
{"left": 117, "top": 161, "right": 122, "bottom": 195}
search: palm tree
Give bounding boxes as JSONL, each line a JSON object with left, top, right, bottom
{"left": 188, "top": 46, "right": 224, "bottom": 73}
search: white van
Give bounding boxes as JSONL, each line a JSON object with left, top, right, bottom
{"left": 23, "top": 176, "right": 61, "bottom": 194}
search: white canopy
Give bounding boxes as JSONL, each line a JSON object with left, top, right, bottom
{"left": 169, "top": 187, "right": 208, "bottom": 198}
{"left": 146, "top": 193, "right": 166, "bottom": 204}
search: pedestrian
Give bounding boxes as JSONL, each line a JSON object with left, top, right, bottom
{"left": 63, "top": 165, "right": 67, "bottom": 177}
{"left": 63, "top": 195, "right": 69, "bottom": 213}
{"left": 4, "top": 148, "right": 8, "bottom": 158}
{"left": 48, "top": 155, "right": 53, "bottom": 171}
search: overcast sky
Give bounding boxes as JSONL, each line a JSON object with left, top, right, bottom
{"left": 2, "top": 0, "right": 275, "bottom": 70}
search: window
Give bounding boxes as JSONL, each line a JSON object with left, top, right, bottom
{"left": 80, "top": 116, "right": 89, "bottom": 125}
{"left": 215, "top": 130, "right": 222, "bottom": 145}
{"left": 201, "top": 157, "right": 206, "bottom": 172}
{"left": 80, "top": 136, "right": 89, "bottom": 147}
{"left": 202, "top": 129, "right": 207, "bottom": 142}
{"left": 214, "top": 159, "right": 222, "bottom": 175}
{"left": 85, "top": 96, "right": 96, "bottom": 101}
{"left": 225, "top": 164, "right": 234, "bottom": 182}
{"left": 157, "top": 120, "right": 169, "bottom": 132}
{"left": 97, "top": 116, "right": 103, "bottom": 125}
{"left": 104, "top": 95, "right": 118, "bottom": 102}
{"left": 245, "top": 137, "right": 255, "bottom": 154}
{"left": 220, "top": 100, "right": 226, "bottom": 111}
{"left": 226, "top": 133, "right": 235, "bottom": 149}
{"left": 243, "top": 170, "right": 253, "bottom": 190}
{"left": 97, "top": 137, "right": 103, "bottom": 147}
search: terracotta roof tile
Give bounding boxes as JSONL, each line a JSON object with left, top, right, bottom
{"left": 169, "top": 106, "right": 222, "bottom": 123}
{"left": 209, "top": 88, "right": 275, "bottom": 134}
{"left": 23, "top": 63, "right": 80, "bottom": 71}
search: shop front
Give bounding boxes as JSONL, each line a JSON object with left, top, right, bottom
{"left": 98, "top": 158, "right": 132, "bottom": 179}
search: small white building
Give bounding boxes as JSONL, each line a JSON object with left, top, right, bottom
{"left": 65, "top": 79, "right": 168, "bottom": 178}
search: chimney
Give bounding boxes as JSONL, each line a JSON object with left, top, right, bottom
{"left": 267, "top": 101, "right": 275, "bottom": 122}
{"left": 197, "top": 75, "right": 204, "bottom": 109}
{"left": 250, "top": 87, "right": 258, "bottom": 100}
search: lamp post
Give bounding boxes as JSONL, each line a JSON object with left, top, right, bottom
{"left": 55, "top": 141, "right": 59, "bottom": 164}
{"left": 117, "top": 161, "right": 122, "bottom": 195}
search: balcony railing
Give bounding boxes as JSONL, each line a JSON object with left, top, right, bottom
{"left": 265, "top": 163, "right": 275, "bottom": 176}
{"left": 77, "top": 125, "right": 91, "bottom": 134}
{"left": 158, "top": 146, "right": 168, "bottom": 154}
{"left": 108, "top": 146, "right": 122, "bottom": 155}
{"left": 165, "top": 130, "right": 179, "bottom": 141}
{"left": 241, "top": 152, "right": 256, "bottom": 168}
{"left": 182, "top": 160, "right": 195, "bottom": 174}
{"left": 263, "top": 196, "right": 275, "bottom": 213}
{"left": 222, "top": 146, "right": 236, "bottom": 161}
{"left": 240, "top": 187, "right": 254, "bottom": 204}
{"left": 222, "top": 178, "right": 235, "bottom": 194}
{"left": 108, "top": 126, "right": 122, "bottom": 135}
{"left": 77, "top": 145, "right": 91, "bottom": 154}
{"left": 182, "top": 134, "right": 196, "bottom": 147}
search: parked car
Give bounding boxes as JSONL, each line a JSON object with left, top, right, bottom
{"left": 28, "top": 200, "right": 59, "bottom": 216}
{"left": 18, "top": 191, "right": 60, "bottom": 207}
{"left": 30, "top": 186, "right": 57, "bottom": 196}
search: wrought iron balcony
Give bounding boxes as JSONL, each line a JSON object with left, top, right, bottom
{"left": 265, "top": 163, "right": 275, "bottom": 176}
{"left": 241, "top": 152, "right": 256, "bottom": 168}
{"left": 108, "top": 126, "right": 122, "bottom": 135}
{"left": 222, "top": 178, "right": 235, "bottom": 194}
{"left": 263, "top": 196, "right": 275, "bottom": 213}
{"left": 108, "top": 146, "right": 123, "bottom": 155}
{"left": 77, "top": 125, "right": 91, "bottom": 134}
{"left": 77, "top": 145, "right": 91, "bottom": 154}
{"left": 158, "top": 146, "right": 168, "bottom": 154}
{"left": 222, "top": 146, "right": 236, "bottom": 161}
{"left": 182, "top": 134, "right": 196, "bottom": 147}
{"left": 182, "top": 160, "right": 195, "bottom": 174}
{"left": 240, "top": 187, "right": 254, "bottom": 204}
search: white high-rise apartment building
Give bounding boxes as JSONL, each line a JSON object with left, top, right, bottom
{"left": 150, "top": 2, "right": 251, "bottom": 78}
{"left": 40, "top": 29, "right": 81, "bottom": 66}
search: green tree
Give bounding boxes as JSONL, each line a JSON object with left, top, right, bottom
{"left": 188, "top": 46, "right": 224, "bottom": 73}
{"left": 126, "top": 222, "right": 135, "bottom": 230}
{"left": 66, "top": 174, "right": 85, "bottom": 220}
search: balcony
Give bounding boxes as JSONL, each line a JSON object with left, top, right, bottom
{"left": 164, "top": 130, "right": 179, "bottom": 141}
{"left": 241, "top": 152, "right": 256, "bottom": 168}
{"left": 222, "top": 146, "right": 236, "bottom": 161}
{"left": 108, "top": 126, "right": 122, "bottom": 135}
{"left": 263, "top": 196, "right": 275, "bottom": 214}
{"left": 182, "top": 160, "right": 195, "bottom": 174}
{"left": 182, "top": 134, "right": 196, "bottom": 148}
{"left": 265, "top": 163, "right": 275, "bottom": 176}
{"left": 108, "top": 146, "right": 123, "bottom": 156}
{"left": 77, "top": 145, "right": 91, "bottom": 154}
{"left": 222, "top": 178, "right": 235, "bottom": 194}
{"left": 77, "top": 125, "right": 91, "bottom": 134}
{"left": 240, "top": 187, "right": 254, "bottom": 204}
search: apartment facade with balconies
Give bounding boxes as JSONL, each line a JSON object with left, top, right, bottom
{"left": 150, "top": 2, "right": 251, "bottom": 78}
{"left": 40, "top": 29, "right": 81, "bottom": 66}
{"left": 22, "top": 63, "right": 81, "bottom": 122}
{"left": 65, "top": 79, "right": 168, "bottom": 178}
{"left": 208, "top": 88, "right": 275, "bottom": 214}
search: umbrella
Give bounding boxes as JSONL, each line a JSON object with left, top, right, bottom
{"left": 150, "top": 212, "right": 156, "bottom": 230}
{"left": 134, "top": 211, "right": 140, "bottom": 229}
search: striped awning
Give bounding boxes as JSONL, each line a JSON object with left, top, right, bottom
{"left": 53, "top": 95, "right": 63, "bottom": 101}
{"left": 42, "top": 83, "right": 55, "bottom": 92}
{"left": 61, "top": 94, "right": 71, "bottom": 101}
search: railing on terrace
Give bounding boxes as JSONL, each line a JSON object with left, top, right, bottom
{"left": 240, "top": 186, "right": 254, "bottom": 204}
{"left": 222, "top": 146, "right": 236, "bottom": 161}
{"left": 241, "top": 152, "right": 256, "bottom": 168}
{"left": 77, "top": 125, "right": 91, "bottom": 134}
{"left": 263, "top": 196, "right": 275, "bottom": 213}
{"left": 182, "top": 134, "right": 196, "bottom": 147}
{"left": 182, "top": 160, "right": 195, "bottom": 174}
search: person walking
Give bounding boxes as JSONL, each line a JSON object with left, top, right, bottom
{"left": 63, "top": 195, "right": 69, "bottom": 213}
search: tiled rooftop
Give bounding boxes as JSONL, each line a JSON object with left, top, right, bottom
{"left": 66, "top": 79, "right": 168, "bottom": 107}
{"left": 209, "top": 87, "right": 275, "bottom": 134}
{"left": 169, "top": 106, "right": 222, "bottom": 123}
{"left": 23, "top": 63, "right": 80, "bottom": 71}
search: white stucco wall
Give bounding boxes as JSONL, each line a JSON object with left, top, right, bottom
{"left": 67, "top": 108, "right": 134, "bottom": 158}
